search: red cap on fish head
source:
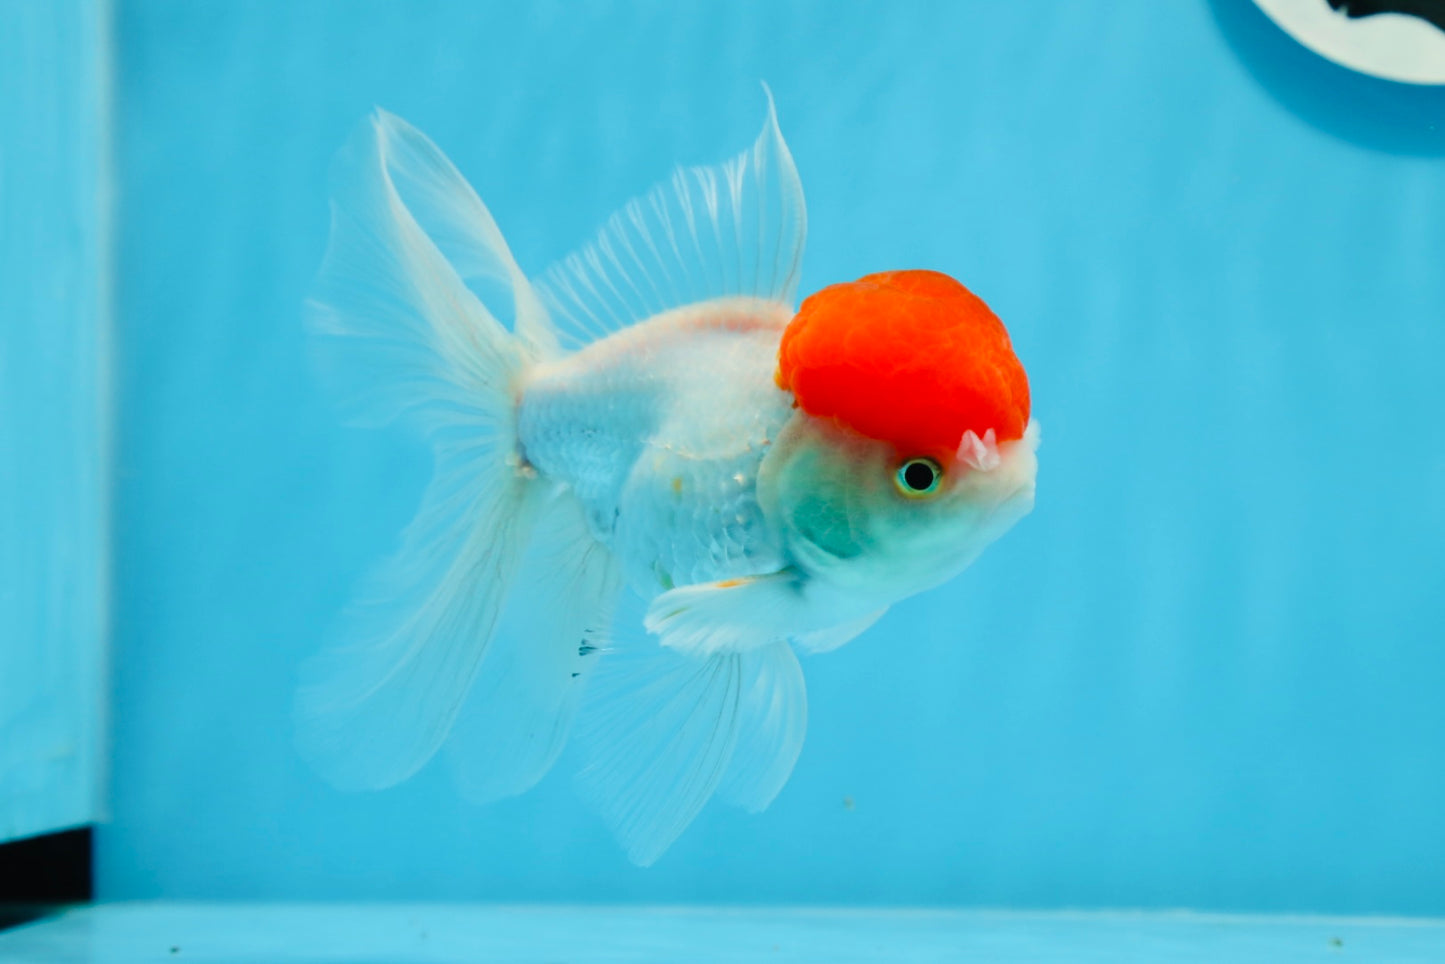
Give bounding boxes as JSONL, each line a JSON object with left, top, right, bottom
{"left": 776, "top": 270, "right": 1030, "bottom": 462}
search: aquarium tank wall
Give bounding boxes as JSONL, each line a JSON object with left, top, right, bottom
{"left": 4, "top": 0, "right": 1445, "bottom": 930}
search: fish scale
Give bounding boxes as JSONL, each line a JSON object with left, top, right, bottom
{"left": 519, "top": 298, "right": 794, "bottom": 598}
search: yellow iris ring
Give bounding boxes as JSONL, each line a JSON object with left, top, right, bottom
{"left": 895, "top": 457, "right": 943, "bottom": 498}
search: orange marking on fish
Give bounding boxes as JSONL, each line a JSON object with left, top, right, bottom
{"left": 776, "top": 269, "right": 1030, "bottom": 461}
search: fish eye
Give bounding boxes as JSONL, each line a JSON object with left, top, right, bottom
{"left": 895, "top": 457, "right": 942, "bottom": 497}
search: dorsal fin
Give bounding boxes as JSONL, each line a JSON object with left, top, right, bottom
{"left": 533, "top": 87, "right": 807, "bottom": 351}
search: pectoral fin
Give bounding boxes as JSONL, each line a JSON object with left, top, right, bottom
{"left": 793, "top": 607, "right": 887, "bottom": 654}
{"left": 645, "top": 571, "right": 887, "bottom": 658}
{"left": 644, "top": 571, "right": 805, "bottom": 657}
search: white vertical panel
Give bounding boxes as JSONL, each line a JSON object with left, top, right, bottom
{"left": 0, "top": 0, "right": 110, "bottom": 843}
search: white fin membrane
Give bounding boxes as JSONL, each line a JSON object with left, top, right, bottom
{"left": 644, "top": 571, "right": 803, "bottom": 657}
{"left": 575, "top": 616, "right": 807, "bottom": 865}
{"left": 714, "top": 642, "right": 808, "bottom": 813}
{"left": 296, "top": 111, "right": 551, "bottom": 791}
{"left": 444, "top": 491, "right": 622, "bottom": 803}
{"left": 532, "top": 87, "right": 807, "bottom": 351}
{"left": 793, "top": 608, "right": 887, "bottom": 655}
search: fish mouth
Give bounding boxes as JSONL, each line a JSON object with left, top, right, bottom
{"left": 977, "top": 480, "right": 1036, "bottom": 533}
{"left": 1003, "top": 481, "right": 1037, "bottom": 514}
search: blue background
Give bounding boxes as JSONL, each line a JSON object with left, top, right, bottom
{"left": 99, "top": 0, "right": 1445, "bottom": 914}
{"left": 0, "top": 0, "right": 108, "bottom": 846}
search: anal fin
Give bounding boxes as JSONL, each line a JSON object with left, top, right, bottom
{"left": 575, "top": 635, "right": 807, "bottom": 865}
{"left": 716, "top": 642, "right": 807, "bottom": 813}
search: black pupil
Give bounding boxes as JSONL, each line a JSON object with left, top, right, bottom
{"left": 903, "top": 460, "right": 936, "bottom": 491}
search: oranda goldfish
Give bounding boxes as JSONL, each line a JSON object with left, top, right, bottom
{"left": 297, "top": 95, "right": 1039, "bottom": 865}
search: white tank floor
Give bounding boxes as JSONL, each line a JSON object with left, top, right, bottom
{"left": 3, "top": 903, "right": 1444, "bottom": 963}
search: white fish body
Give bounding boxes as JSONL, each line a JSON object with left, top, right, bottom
{"left": 519, "top": 298, "right": 794, "bottom": 598}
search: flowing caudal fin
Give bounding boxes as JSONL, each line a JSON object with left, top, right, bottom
{"left": 444, "top": 492, "right": 623, "bottom": 803}
{"left": 296, "top": 110, "right": 551, "bottom": 791}
{"left": 532, "top": 86, "right": 807, "bottom": 350}
{"left": 576, "top": 629, "right": 807, "bottom": 865}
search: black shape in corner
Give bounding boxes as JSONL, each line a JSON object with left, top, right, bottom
{"left": 0, "top": 827, "right": 92, "bottom": 931}
{"left": 1210, "top": 0, "right": 1445, "bottom": 155}
{"left": 1327, "top": 0, "right": 1445, "bottom": 34}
